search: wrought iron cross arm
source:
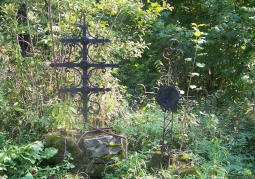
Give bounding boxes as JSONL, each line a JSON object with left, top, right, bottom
{"left": 81, "top": 36, "right": 110, "bottom": 46}
{"left": 60, "top": 37, "right": 79, "bottom": 44}
{"left": 58, "top": 86, "right": 80, "bottom": 94}
{"left": 60, "top": 37, "right": 110, "bottom": 46}
{"left": 89, "top": 38, "right": 110, "bottom": 44}
{"left": 59, "top": 86, "right": 111, "bottom": 94}
{"left": 50, "top": 61, "right": 119, "bottom": 70}
{"left": 50, "top": 62, "right": 79, "bottom": 68}
{"left": 80, "top": 60, "right": 119, "bottom": 69}
{"left": 89, "top": 87, "right": 111, "bottom": 93}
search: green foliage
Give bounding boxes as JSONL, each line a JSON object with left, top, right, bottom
{"left": 34, "top": 153, "right": 75, "bottom": 179}
{"left": 0, "top": 141, "right": 75, "bottom": 178}
{"left": 117, "top": 0, "right": 255, "bottom": 101}
{"left": 108, "top": 101, "right": 255, "bottom": 178}
{"left": 0, "top": 141, "right": 58, "bottom": 178}
{"left": 105, "top": 151, "right": 157, "bottom": 179}
{"left": 112, "top": 108, "right": 163, "bottom": 151}
{"left": 51, "top": 98, "right": 80, "bottom": 131}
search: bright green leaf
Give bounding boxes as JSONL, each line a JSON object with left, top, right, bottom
{"left": 0, "top": 153, "right": 4, "bottom": 162}
{"left": 41, "top": 148, "right": 58, "bottom": 159}
{"left": 23, "top": 173, "right": 33, "bottom": 179}
{"left": 13, "top": 107, "right": 24, "bottom": 112}
{"left": 194, "top": 30, "right": 201, "bottom": 37}
{"left": 4, "top": 156, "right": 11, "bottom": 163}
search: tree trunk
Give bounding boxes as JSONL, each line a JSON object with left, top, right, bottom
{"left": 17, "top": 3, "right": 32, "bottom": 56}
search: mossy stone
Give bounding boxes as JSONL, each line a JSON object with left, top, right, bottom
{"left": 148, "top": 151, "right": 163, "bottom": 169}
{"left": 43, "top": 132, "right": 125, "bottom": 178}
{"left": 43, "top": 133, "right": 82, "bottom": 165}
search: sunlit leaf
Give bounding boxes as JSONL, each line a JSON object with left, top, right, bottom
{"left": 190, "top": 85, "right": 197, "bottom": 89}
{"left": 194, "top": 30, "right": 201, "bottom": 37}
{"left": 52, "top": 105, "right": 58, "bottom": 117}
{"left": 198, "top": 24, "right": 206, "bottom": 27}
{"left": 13, "top": 107, "right": 24, "bottom": 112}
{"left": 191, "top": 73, "right": 200, "bottom": 76}
{"left": 30, "top": 141, "right": 43, "bottom": 153}
{"left": 69, "top": 107, "right": 77, "bottom": 114}
{"left": 196, "top": 62, "right": 205, "bottom": 68}
{"left": 41, "top": 148, "right": 58, "bottom": 159}
{"left": 215, "top": 26, "right": 221, "bottom": 32}
{"left": 4, "top": 156, "right": 11, "bottom": 162}
{"left": 185, "top": 58, "right": 192, "bottom": 61}
{"left": 179, "top": 90, "right": 185, "bottom": 94}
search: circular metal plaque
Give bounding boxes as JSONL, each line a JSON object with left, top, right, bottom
{"left": 156, "top": 86, "right": 179, "bottom": 110}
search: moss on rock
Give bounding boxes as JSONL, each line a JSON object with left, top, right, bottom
{"left": 43, "top": 132, "right": 125, "bottom": 178}
{"left": 43, "top": 132, "right": 82, "bottom": 165}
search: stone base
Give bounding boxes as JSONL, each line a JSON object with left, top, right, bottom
{"left": 43, "top": 131, "right": 125, "bottom": 177}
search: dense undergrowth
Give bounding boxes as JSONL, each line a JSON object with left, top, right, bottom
{"left": 1, "top": 89, "right": 255, "bottom": 178}
{"left": 104, "top": 99, "right": 255, "bottom": 179}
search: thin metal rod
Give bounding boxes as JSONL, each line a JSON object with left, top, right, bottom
{"left": 82, "top": 15, "right": 89, "bottom": 126}
{"left": 161, "top": 111, "right": 167, "bottom": 154}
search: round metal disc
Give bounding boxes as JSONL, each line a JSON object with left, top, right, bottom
{"left": 156, "top": 86, "right": 179, "bottom": 110}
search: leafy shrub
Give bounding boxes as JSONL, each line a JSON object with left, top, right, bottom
{"left": 0, "top": 141, "right": 74, "bottom": 178}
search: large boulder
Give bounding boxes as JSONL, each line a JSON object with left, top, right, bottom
{"left": 43, "top": 131, "right": 125, "bottom": 178}
{"left": 84, "top": 135, "right": 123, "bottom": 160}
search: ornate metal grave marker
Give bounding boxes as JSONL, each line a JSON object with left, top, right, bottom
{"left": 126, "top": 38, "right": 215, "bottom": 160}
{"left": 50, "top": 16, "right": 119, "bottom": 126}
